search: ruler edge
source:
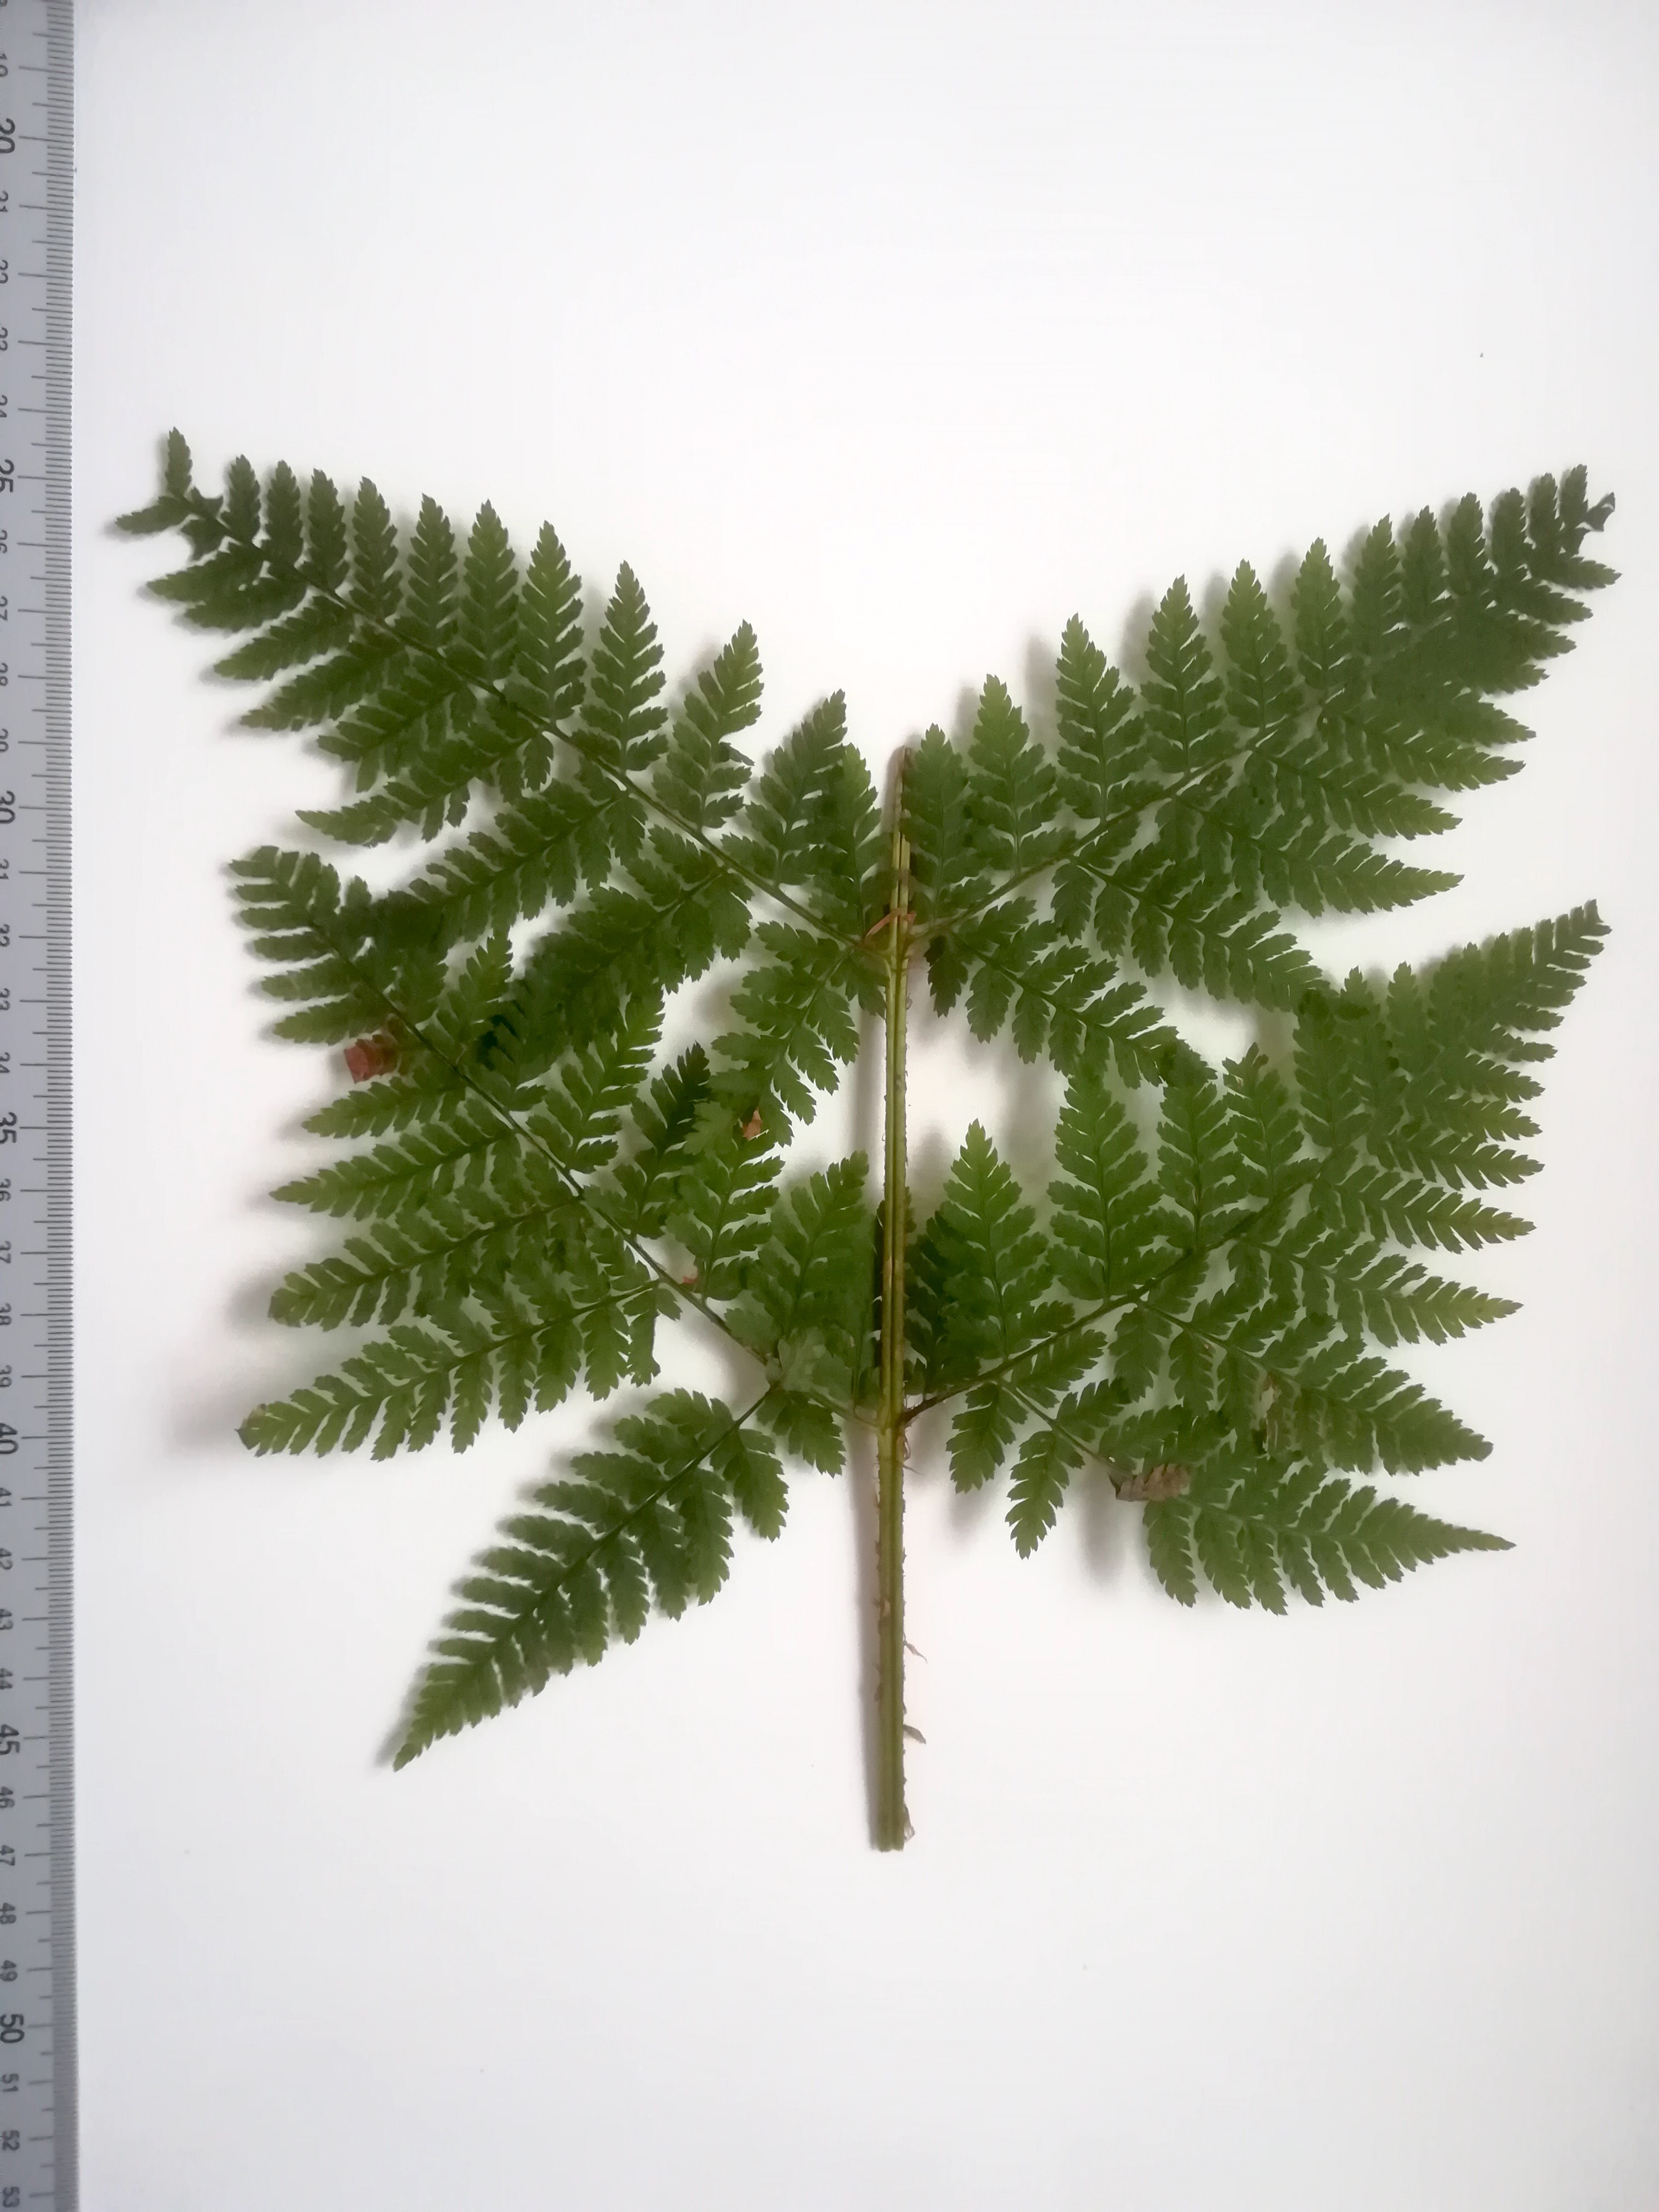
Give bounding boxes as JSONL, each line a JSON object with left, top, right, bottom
{"left": 42, "top": 2, "right": 75, "bottom": 2207}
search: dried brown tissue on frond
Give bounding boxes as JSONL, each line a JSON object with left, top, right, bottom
{"left": 119, "top": 434, "right": 1614, "bottom": 1843}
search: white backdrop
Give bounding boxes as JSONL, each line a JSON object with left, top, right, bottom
{"left": 75, "top": 3, "right": 1658, "bottom": 2206}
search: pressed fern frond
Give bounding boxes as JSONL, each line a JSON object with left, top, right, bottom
{"left": 122, "top": 433, "right": 1614, "bottom": 1848}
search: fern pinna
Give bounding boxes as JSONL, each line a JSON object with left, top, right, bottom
{"left": 120, "top": 435, "right": 1613, "bottom": 1849}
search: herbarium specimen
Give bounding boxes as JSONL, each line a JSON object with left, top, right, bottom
{"left": 120, "top": 435, "right": 1613, "bottom": 1847}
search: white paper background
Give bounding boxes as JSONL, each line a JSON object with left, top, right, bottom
{"left": 75, "top": 3, "right": 1658, "bottom": 2205}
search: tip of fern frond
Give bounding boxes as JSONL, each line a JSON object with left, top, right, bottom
{"left": 116, "top": 433, "right": 196, "bottom": 535}
{"left": 1447, "top": 1524, "right": 1513, "bottom": 1555}
{"left": 227, "top": 846, "right": 282, "bottom": 879}
{"left": 112, "top": 502, "right": 173, "bottom": 536}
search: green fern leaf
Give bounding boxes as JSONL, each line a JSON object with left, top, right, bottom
{"left": 127, "top": 440, "right": 1614, "bottom": 1847}
{"left": 1145, "top": 1451, "right": 1510, "bottom": 1610}
{"left": 214, "top": 594, "right": 355, "bottom": 683}
{"left": 609, "top": 1047, "right": 713, "bottom": 1238}
{"left": 1322, "top": 1241, "right": 1516, "bottom": 1347}
{"left": 579, "top": 562, "right": 667, "bottom": 776}
{"left": 1303, "top": 1157, "right": 1531, "bottom": 1255}
{"left": 963, "top": 677, "right": 1066, "bottom": 878}
{"left": 1263, "top": 1335, "right": 1491, "bottom": 1474}
{"left": 650, "top": 623, "right": 763, "bottom": 832}
{"left": 943, "top": 898, "right": 1186, "bottom": 1085}
{"left": 241, "top": 1267, "right": 615, "bottom": 1458}
{"left": 1292, "top": 540, "right": 1356, "bottom": 706}
{"left": 403, "top": 495, "right": 460, "bottom": 651}
{"left": 670, "top": 1136, "right": 783, "bottom": 1304}
{"left": 724, "top": 693, "right": 885, "bottom": 930}
{"left": 455, "top": 501, "right": 520, "bottom": 682}
{"left": 1157, "top": 1076, "right": 1250, "bottom": 1246}
{"left": 1070, "top": 843, "right": 1324, "bottom": 1011}
{"left": 1054, "top": 615, "right": 1150, "bottom": 808}
{"left": 909, "top": 1126, "right": 1079, "bottom": 1491}
{"left": 230, "top": 844, "right": 444, "bottom": 1046}
{"left": 501, "top": 846, "right": 750, "bottom": 1077}
{"left": 1007, "top": 1423, "right": 1086, "bottom": 1557}
{"left": 726, "top": 1156, "right": 873, "bottom": 1374}
{"left": 1047, "top": 1071, "right": 1177, "bottom": 1301}
{"left": 905, "top": 722, "right": 989, "bottom": 928}
{"left": 522, "top": 994, "right": 663, "bottom": 1177}
{"left": 708, "top": 925, "right": 875, "bottom": 1134}
{"left": 1142, "top": 576, "right": 1231, "bottom": 774}
{"left": 305, "top": 1062, "right": 473, "bottom": 1142}
{"left": 910, "top": 1123, "right": 1057, "bottom": 1388}
{"left": 1219, "top": 561, "right": 1303, "bottom": 740}
{"left": 511, "top": 521, "right": 585, "bottom": 730}
{"left": 392, "top": 1393, "right": 782, "bottom": 1764}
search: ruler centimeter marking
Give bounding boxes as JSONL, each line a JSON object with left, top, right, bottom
{"left": 0, "top": 3, "right": 74, "bottom": 2208}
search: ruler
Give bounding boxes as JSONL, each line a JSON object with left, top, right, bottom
{"left": 0, "top": 3, "right": 73, "bottom": 2207}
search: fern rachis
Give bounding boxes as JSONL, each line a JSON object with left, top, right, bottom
{"left": 120, "top": 435, "right": 1614, "bottom": 1849}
